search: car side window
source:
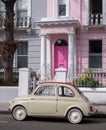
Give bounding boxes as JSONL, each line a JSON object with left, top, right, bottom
{"left": 58, "top": 86, "right": 75, "bottom": 97}
{"left": 34, "top": 86, "right": 56, "bottom": 96}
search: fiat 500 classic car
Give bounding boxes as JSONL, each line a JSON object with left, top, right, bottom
{"left": 9, "top": 82, "right": 96, "bottom": 124}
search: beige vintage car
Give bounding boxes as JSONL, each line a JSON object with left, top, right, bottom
{"left": 9, "top": 82, "right": 96, "bottom": 124}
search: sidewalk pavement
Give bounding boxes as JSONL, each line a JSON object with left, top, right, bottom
{"left": 0, "top": 101, "right": 106, "bottom": 115}
{"left": 0, "top": 102, "right": 9, "bottom": 114}
{"left": 93, "top": 104, "right": 106, "bottom": 115}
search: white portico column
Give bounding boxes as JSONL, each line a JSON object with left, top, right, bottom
{"left": 41, "top": 34, "right": 47, "bottom": 80}
{"left": 67, "top": 33, "right": 75, "bottom": 82}
{"left": 83, "top": 0, "right": 89, "bottom": 25}
{"left": 46, "top": 36, "right": 52, "bottom": 80}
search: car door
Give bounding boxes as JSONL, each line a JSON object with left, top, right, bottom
{"left": 28, "top": 85, "right": 57, "bottom": 115}
{"left": 57, "top": 86, "right": 76, "bottom": 116}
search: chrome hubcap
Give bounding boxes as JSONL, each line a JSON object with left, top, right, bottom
{"left": 70, "top": 112, "right": 81, "bottom": 122}
{"left": 15, "top": 109, "right": 25, "bottom": 120}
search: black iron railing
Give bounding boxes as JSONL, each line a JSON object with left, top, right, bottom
{"left": 0, "top": 68, "right": 19, "bottom": 86}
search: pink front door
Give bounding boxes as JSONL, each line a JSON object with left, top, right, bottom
{"left": 54, "top": 46, "right": 68, "bottom": 70}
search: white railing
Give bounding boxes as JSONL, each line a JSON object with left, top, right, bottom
{"left": 30, "top": 71, "right": 39, "bottom": 92}
{"left": 0, "top": 16, "right": 31, "bottom": 28}
{"left": 89, "top": 13, "right": 103, "bottom": 25}
{"left": 30, "top": 64, "right": 52, "bottom": 91}
{"left": 15, "top": 16, "right": 31, "bottom": 28}
{"left": 30, "top": 66, "right": 106, "bottom": 88}
{"left": 72, "top": 72, "right": 106, "bottom": 88}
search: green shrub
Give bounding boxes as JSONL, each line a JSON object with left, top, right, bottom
{"left": 76, "top": 68, "right": 101, "bottom": 88}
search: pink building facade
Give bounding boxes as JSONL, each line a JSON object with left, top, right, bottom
{"left": 38, "top": 0, "right": 106, "bottom": 82}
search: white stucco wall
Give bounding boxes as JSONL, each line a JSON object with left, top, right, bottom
{"left": 80, "top": 88, "right": 106, "bottom": 104}
{"left": 0, "top": 86, "right": 106, "bottom": 104}
{"left": 0, "top": 87, "right": 18, "bottom": 102}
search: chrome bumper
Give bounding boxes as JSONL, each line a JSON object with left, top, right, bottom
{"left": 88, "top": 109, "right": 97, "bottom": 116}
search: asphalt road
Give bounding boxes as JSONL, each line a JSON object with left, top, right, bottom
{"left": 0, "top": 114, "right": 106, "bottom": 130}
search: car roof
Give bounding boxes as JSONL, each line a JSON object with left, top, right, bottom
{"left": 38, "top": 82, "right": 82, "bottom": 95}
{"left": 39, "top": 82, "right": 76, "bottom": 88}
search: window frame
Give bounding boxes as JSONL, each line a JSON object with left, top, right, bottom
{"left": 90, "top": 0, "right": 102, "bottom": 14}
{"left": 58, "top": 86, "right": 75, "bottom": 97}
{"left": 0, "top": 56, "right": 4, "bottom": 69}
{"left": 89, "top": 40, "right": 102, "bottom": 69}
{"left": 54, "top": 0, "right": 70, "bottom": 18}
{"left": 15, "top": 0, "right": 28, "bottom": 27}
{"left": 58, "top": 3, "right": 66, "bottom": 16}
{"left": 34, "top": 85, "right": 56, "bottom": 96}
{"left": 14, "top": 41, "right": 28, "bottom": 68}
{"left": 14, "top": 0, "right": 31, "bottom": 27}
{"left": 0, "top": 0, "right": 31, "bottom": 28}
{"left": 0, "top": 1, "right": 5, "bottom": 27}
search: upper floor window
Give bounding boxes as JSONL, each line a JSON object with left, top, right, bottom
{"left": 89, "top": 0, "right": 103, "bottom": 25}
{"left": 0, "top": 1, "right": 5, "bottom": 27}
{"left": 0, "top": 0, "right": 30, "bottom": 28}
{"left": 90, "top": 0, "right": 102, "bottom": 14}
{"left": 0, "top": 1, "right": 5, "bottom": 17}
{"left": 16, "top": 0, "right": 28, "bottom": 27}
{"left": 17, "top": 0, "right": 27, "bottom": 10}
{"left": 58, "top": 0, "right": 66, "bottom": 16}
{"left": 56, "top": 0, "right": 69, "bottom": 17}
{"left": 89, "top": 40, "right": 102, "bottom": 68}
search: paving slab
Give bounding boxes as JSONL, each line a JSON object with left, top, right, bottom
{"left": 0, "top": 102, "right": 9, "bottom": 114}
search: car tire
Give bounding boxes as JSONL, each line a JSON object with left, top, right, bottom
{"left": 12, "top": 106, "right": 27, "bottom": 121}
{"left": 67, "top": 108, "right": 83, "bottom": 124}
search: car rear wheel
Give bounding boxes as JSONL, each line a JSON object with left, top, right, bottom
{"left": 67, "top": 108, "right": 83, "bottom": 124}
{"left": 12, "top": 106, "right": 27, "bottom": 121}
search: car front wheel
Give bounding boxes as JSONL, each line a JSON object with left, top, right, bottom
{"left": 12, "top": 106, "right": 27, "bottom": 121}
{"left": 67, "top": 108, "right": 83, "bottom": 124}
